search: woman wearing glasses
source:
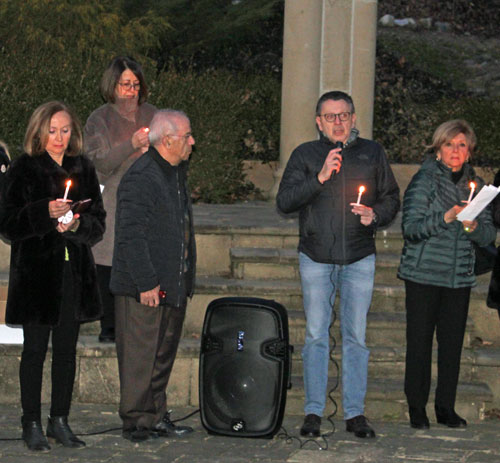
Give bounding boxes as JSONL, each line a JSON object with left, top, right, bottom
{"left": 84, "top": 56, "right": 157, "bottom": 343}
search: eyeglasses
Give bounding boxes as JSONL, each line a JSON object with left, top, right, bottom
{"left": 168, "top": 133, "right": 193, "bottom": 140}
{"left": 320, "top": 112, "right": 351, "bottom": 122}
{"left": 118, "top": 82, "right": 141, "bottom": 91}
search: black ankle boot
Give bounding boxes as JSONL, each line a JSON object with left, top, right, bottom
{"left": 435, "top": 406, "right": 467, "bottom": 428}
{"left": 22, "top": 419, "right": 51, "bottom": 451}
{"left": 409, "top": 407, "right": 430, "bottom": 429}
{"left": 46, "top": 416, "right": 86, "bottom": 448}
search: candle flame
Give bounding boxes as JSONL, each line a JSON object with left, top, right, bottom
{"left": 144, "top": 128, "right": 150, "bottom": 133}
{"left": 359, "top": 185, "right": 366, "bottom": 194}
{"left": 469, "top": 181, "right": 475, "bottom": 189}
{"left": 66, "top": 180, "right": 72, "bottom": 188}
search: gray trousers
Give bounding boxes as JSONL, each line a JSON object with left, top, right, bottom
{"left": 115, "top": 295, "right": 186, "bottom": 430}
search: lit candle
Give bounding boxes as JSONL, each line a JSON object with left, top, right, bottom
{"left": 63, "top": 180, "right": 72, "bottom": 202}
{"left": 466, "top": 181, "right": 475, "bottom": 204}
{"left": 356, "top": 185, "right": 366, "bottom": 205}
{"left": 144, "top": 127, "right": 149, "bottom": 133}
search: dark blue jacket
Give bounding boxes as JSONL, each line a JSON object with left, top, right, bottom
{"left": 110, "top": 147, "right": 196, "bottom": 307}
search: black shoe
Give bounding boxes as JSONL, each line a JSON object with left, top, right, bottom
{"left": 435, "top": 406, "right": 467, "bottom": 428}
{"left": 300, "top": 414, "right": 321, "bottom": 437}
{"left": 98, "top": 328, "right": 115, "bottom": 343}
{"left": 22, "top": 419, "right": 51, "bottom": 451}
{"left": 409, "top": 407, "right": 430, "bottom": 429}
{"left": 47, "top": 416, "right": 85, "bottom": 448}
{"left": 122, "top": 426, "right": 151, "bottom": 442}
{"left": 152, "top": 411, "right": 193, "bottom": 437}
{"left": 345, "top": 415, "right": 376, "bottom": 438}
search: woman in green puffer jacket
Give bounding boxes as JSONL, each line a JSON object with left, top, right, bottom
{"left": 398, "top": 119, "right": 496, "bottom": 430}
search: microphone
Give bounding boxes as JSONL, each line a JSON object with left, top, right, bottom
{"left": 331, "top": 141, "right": 343, "bottom": 177}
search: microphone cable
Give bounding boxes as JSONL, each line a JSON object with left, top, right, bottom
{"left": 278, "top": 142, "right": 342, "bottom": 451}
{"left": 0, "top": 408, "right": 200, "bottom": 441}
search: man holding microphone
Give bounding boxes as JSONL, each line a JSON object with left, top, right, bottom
{"left": 277, "top": 91, "right": 400, "bottom": 439}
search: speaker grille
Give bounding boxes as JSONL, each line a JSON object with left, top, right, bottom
{"left": 199, "top": 298, "right": 290, "bottom": 437}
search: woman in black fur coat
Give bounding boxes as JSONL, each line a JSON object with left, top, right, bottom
{"left": 0, "top": 101, "right": 105, "bottom": 451}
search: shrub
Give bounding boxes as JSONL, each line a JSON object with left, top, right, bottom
{"left": 374, "top": 34, "right": 500, "bottom": 167}
{"left": 152, "top": 68, "right": 264, "bottom": 202}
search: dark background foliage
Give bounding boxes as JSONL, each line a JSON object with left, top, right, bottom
{"left": 0, "top": 0, "right": 498, "bottom": 202}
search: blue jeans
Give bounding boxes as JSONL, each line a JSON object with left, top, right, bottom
{"left": 299, "top": 252, "right": 375, "bottom": 419}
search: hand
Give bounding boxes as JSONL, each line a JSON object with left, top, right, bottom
{"left": 131, "top": 127, "right": 150, "bottom": 150}
{"left": 317, "top": 148, "right": 342, "bottom": 184}
{"left": 444, "top": 205, "right": 464, "bottom": 224}
{"left": 140, "top": 284, "right": 161, "bottom": 307}
{"left": 351, "top": 204, "right": 376, "bottom": 226}
{"left": 49, "top": 199, "right": 72, "bottom": 219}
{"left": 462, "top": 219, "right": 478, "bottom": 233}
{"left": 56, "top": 214, "right": 80, "bottom": 233}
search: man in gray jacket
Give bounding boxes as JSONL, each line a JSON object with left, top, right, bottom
{"left": 111, "top": 109, "right": 196, "bottom": 442}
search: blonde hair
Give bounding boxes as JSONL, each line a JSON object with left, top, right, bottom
{"left": 23, "top": 101, "right": 83, "bottom": 157}
{"left": 429, "top": 119, "right": 477, "bottom": 156}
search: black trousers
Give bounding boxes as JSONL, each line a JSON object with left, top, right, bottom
{"left": 20, "top": 263, "right": 80, "bottom": 422}
{"left": 404, "top": 280, "right": 470, "bottom": 410}
{"left": 97, "top": 264, "right": 114, "bottom": 332}
{"left": 115, "top": 296, "right": 186, "bottom": 430}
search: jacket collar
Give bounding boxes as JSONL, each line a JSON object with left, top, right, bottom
{"left": 423, "top": 155, "right": 476, "bottom": 183}
{"left": 37, "top": 151, "right": 81, "bottom": 176}
{"left": 319, "top": 127, "right": 359, "bottom": 148}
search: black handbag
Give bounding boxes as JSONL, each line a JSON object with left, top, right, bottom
{"left": 474, "top": 242, "right": 497, "bottom": 275}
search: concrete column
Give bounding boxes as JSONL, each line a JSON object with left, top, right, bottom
{"left": 271, "top": 0, "right": 322, "bottom": 198}
{"left": 271, "top": 0, "right": 378, "bottom": 198}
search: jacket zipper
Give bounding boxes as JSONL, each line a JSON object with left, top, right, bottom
{"left": 416, "top": 240, "right": 426, "bottom": 267}
{"left": 341, "top": 158, "right": 347, "bottom": 262}
{"left": 176, "top": 170, "right": 184, "bottom": 307}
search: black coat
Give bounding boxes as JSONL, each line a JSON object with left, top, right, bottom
{"left": 487, "top": 170, "right": 500, "bottom": 314}
{"left": 276, "top": 134, "right": 400, "bottom": 264}
{"left": 110, "top": 148, "right": 196, "bottom": 308}
{"left": 0, "top": 152, "right": 105, "bottom": 325}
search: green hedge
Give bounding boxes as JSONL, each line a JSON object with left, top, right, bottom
{"left": 0, "top": 48, "right": 280, "bottom": 202}
{"left": 2, "top": 0, "right": 498, "bottom": 204}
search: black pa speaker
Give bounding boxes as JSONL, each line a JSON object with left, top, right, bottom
{"left": 199, "top": 297, "right": 292, "bottom": 438}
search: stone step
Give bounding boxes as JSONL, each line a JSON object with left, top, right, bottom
{"left": 229, "top": 247, "right": 493, "bottom": 286}
{"left": 286, "top": 309, "right": 473, "bottom": 349}
{"left": 0, "top": 337, "right": 201, "bottom": 407}
{"left": 1, "top": 337, "right": 496, "bottom": 423}
{"left": 285, "top": 376, "right": 493, "bottom": 422}
{"left": 289, "top": 345, "right": 500, "bottom": 383}
{"left": 181, "top": 276, "right": 490, "bottom": 341}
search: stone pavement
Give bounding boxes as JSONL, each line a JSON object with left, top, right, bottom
{"left": 0, "top": 404, "right": 499, "bottom": 462}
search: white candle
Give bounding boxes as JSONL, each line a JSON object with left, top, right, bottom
{"left": 466, "top": 181, "right": 475, "bottom": 204}
{"left": 356, "top": 185, "right": 366, "bottom": 205}
{"left": 63, "top": 180, "right": 72, "bottom": 202}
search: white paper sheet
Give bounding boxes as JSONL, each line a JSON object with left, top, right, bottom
{"left": 457, "top": 185, "right": 500, "bottom": 222}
